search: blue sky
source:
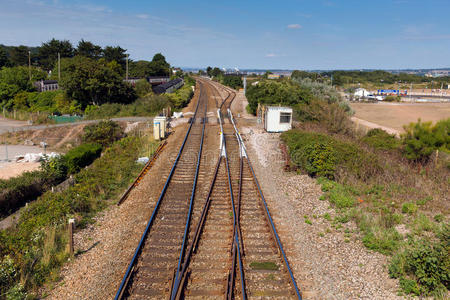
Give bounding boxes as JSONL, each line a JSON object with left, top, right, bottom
{"left": 1, "top": 0, "right": 450, "bottom": 69}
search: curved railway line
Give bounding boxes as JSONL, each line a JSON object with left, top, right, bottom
{"left": 115, "top": 79, "right": 302, "bottom": 299}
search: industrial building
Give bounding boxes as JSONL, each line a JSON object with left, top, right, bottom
{"left": 153, "top": 78, "right": 184, "bottom": 94}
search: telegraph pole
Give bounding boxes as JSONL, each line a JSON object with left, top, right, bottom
{"left": 58, "top": 52, "right": 61, "bottom": 81}
{"left": 126, "top": 54, "right": 129, "bottom": 81}
{"left": 28, "top": 51, "right": 31, "bottom": 81}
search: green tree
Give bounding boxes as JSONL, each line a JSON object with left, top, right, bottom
{"left": 206, "top": 66, "right": 212, "bottom": 76}
{"left": 9, "top": 46, "right": 29, "bottom": 66}
{"left": 129, "top": 60, "right": 152, "bottom": 78}
{"left": 222, "top": 75, "right": 243, "bottom": 89}
{"left": 211, "top": 67, "right": 223, "bottom": 78}
{"left": 291, "top": 70, "right": 319, "bottom": 81}
{"left": 0, "top": 48, "right": 9, "bottom": 68}
{"left": 76, "top": 39, "right": 102, "bottom": 58}
{"left": 38, "top": 39, "right": 74, "bottom": 70}
{"left": 59, "top": 56, "right": 136, "bottom": 107}
{"left": 149, "top": 53, "right": 170, "bottom": 76}
{"left": 402, "top": 118, "right": 450, "bottom": 163}
{"left": 102, "top": 46, "right": 127, "bottom": 69}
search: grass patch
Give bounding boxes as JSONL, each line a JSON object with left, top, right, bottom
{"left": 317, "top": 178, "right": 356, "bottom": 209}
{"left": 402, "top": 202, "right": 418, "bottom": 215}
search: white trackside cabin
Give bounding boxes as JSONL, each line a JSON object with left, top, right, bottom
{"left": 264, "top": 106, "right": 293, "bottom": 132}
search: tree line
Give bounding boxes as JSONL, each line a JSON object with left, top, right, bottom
{"left": 0, "top": 38, "right": 175, "bottom": 114}
{"left": 290, "top": 69, "right": 450, "bottom": 87}
{"left": 204, "top": 66, "right": 243, "bottom": 90}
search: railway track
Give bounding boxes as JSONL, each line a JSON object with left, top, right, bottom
{"left": 115, "top": 79, "right": 301, "bottom": 299}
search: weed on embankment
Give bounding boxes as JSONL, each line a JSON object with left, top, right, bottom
{"left": 281, "top": 128, "right": 449, "bottom": 298}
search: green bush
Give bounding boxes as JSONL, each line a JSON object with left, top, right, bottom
{"left": 166, "top": 84, "right": 193, "bottom": 109}
{"left": 302, "top": 141, "right": 336, "bottom": 178}
{"left": 64, "top": 143, "right": 102, "bottom": 174}
{"left": 82, "top": 120, "right": 123, "bottom": 147}
{"left": 220, "top": 75, "right": 243, "bottom": 89}
{"left": 362, "top": 128, "right": 400, "bottom": 150}
{"left": 402, "top": 118, "right": 450, "bottom": 163}
{"left": 282, "top": 130, "right": 382, "bottom": 181}
{"left": 389, "top": 237, "right": 449, "bottom": 296}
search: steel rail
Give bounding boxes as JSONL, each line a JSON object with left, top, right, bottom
{"left": 170, "top": 81, "right": 208, "bottom": 300}
{"left": 170, "top": 81, "right": 233, "bottom": 298}
{"left": 219, "top": 108, "right": 247, "bottom": 300}
{"left": 114, "top": 81, "right": 205, "bottom": 300}
{"left": 169, "top": 154, "right": 223, "bottom": 299}
{"left": 228, "top": 109, "right": 303, "bottom": 300}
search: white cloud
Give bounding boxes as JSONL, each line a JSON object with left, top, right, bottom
{"left": 136, "top": 14, "right": 149, "bottom": 19}
{"left": 265, "top": 53, "right": 277, "bottom": 57}
{"left": 287, "top": 24, "right": 302, "bottom": 29}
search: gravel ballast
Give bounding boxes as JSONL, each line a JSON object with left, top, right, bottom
{"left": 241, "top": 125, "right": 401, "bottom": 299}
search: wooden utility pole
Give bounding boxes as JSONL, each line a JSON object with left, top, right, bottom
{"left": 28, "top": 51, "right": 31, "bottom": 81}
{"left": 58, "top": 52, "right": 61, "bottom": 81}
{"left": 126, "top": 54, "right": 129, "bottom": 81}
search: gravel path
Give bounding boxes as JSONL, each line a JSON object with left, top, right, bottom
{"left": 240, "top": 125, "right": 402, "bottom": 299}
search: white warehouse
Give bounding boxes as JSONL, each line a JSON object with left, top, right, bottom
{"left": 264, "top": 106, "right": 293, "bottom": 132}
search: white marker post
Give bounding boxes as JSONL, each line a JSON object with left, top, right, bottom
{"left": 68, "top": 219, "right": 75, "bottom": 256}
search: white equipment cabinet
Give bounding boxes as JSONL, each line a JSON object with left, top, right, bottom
{"left": 264, "top": 106, "right": 293, "bottom": 132}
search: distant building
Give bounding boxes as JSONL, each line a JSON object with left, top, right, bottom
{"left": 354, "top": 88, "right": 370, "bottom": 98}
{"left": 148, "top": 76, "right": 170, "bottom": 85}
{"left": 33, "top": 80, "right": 59, "bottom": 92}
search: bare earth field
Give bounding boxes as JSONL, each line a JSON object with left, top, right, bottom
{"left": 350, "top": 102, "right": 450, "bottom": 133}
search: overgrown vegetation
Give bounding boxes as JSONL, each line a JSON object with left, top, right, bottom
{"left": 402, "top": 118, "right": 450, "bottom": 163}
{"left": 0, "top": 156, "right": 67, "bottom": 218}
{"left": 282, "top": 127, "right": 449, "bottom": 297}
{"left": 166, "top": 83, "right": 194, "bottom": 109}
{"left": 361, "top": 128, "right": 401, "bottom": 150}
{"left": 0, "top": 130, "right": 157, "bottom": 297}
{"left": 0, "top": 121, "right": 122, "bottom": 218}
{"left": 84, "top": 95, "right": 170, "bottom": 119}
{"left": 253, "top": 74, "right": 450, "bottom": 297}
{"left": 82, "top": 120, "right": 124, "bottom": 147}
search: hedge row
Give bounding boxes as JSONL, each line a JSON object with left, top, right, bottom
{"left": 0, "top": 143, "right": 102, "bottom": 217}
